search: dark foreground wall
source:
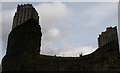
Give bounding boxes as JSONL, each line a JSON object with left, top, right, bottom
{"left": 1, "top": 18, "right": 120, "bottom": 72}
{"left": 2, "top": 18, "right": 42, "bottom": 71}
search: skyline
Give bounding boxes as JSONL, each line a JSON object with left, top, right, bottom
{"left": 0, "top": 2, "right": 119, "bottom": 63}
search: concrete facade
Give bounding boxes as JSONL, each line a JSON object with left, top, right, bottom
{"left": 12, "top": 4, "right": 39, "bottom": 29}
{"left": 98, "top": 26, "right": 119, "bottom": 48}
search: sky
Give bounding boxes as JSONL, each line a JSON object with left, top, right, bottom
{"left": 0, "top": 0, "right": 120, "bottom": 64}
{"left": 0, "top": 0, "right": 119, "bottom": 2}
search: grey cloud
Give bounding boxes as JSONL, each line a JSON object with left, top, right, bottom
{"left": 39, "top": 2, "right": 117, "bottom": 56}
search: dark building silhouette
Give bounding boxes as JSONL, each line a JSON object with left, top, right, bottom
{"left": 12, "top": 4, "right": 39, "bottom": 29}
{"left": 98, "top": 26, "right": 119, "bottom": 47}
{"left": 2, "top": 4, "right": 120, "bottom": 72}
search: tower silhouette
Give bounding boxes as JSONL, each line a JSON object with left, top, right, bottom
{"left": 12, "top": 4, "right": 39, "bottom": 29}
{"left": 98, "top": 26, "right": 119, "bottom": 47}
{"left": 2, "top": 4, "right": 42, "bottom": 71}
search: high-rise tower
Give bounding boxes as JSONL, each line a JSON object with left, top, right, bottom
{"left": 12, "top": 4, "right": 39, "bottom": 29}
{"left": 98, "top": 26, "right": 119, "bottom": 48}
{"left": 2, "top": 4, "right": 41, "bottom": 71}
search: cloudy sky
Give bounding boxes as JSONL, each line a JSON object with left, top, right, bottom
{"left": 0, "top": 0, "right": 120, "bottom": 63}
{"left": 1, "top": 0, "right": 119, "bottom": 2}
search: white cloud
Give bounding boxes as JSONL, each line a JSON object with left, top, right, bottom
{"left": 35, "top": 2, "right": 117, "bottom": 56}
{"left": 36, "top": 2, "right": 69, "bottom": 19}
{"left": 49, "top": 28, "right": 61, "bottom": 37}
{"left": 35, "top": 2, "right": 71, "bottom": 28}
{"left": 39, "top": 3, "right": 117, "bottom": 56}
{"left": 35, "top": 2, "right": 74, "bottom": 56}
{"left": 35, "top": 2, "right": 72, "bottom": 32}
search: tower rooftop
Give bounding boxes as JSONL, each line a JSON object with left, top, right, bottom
{"left": 12, "top": 4, "right": 39, "bottom": 29}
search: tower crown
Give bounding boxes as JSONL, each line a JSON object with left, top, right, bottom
{"left": 12, "top": 4, "right": 39, "bottom": 29}
{"left": 98, "top": 26, "right": 118, "bottom": 48}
